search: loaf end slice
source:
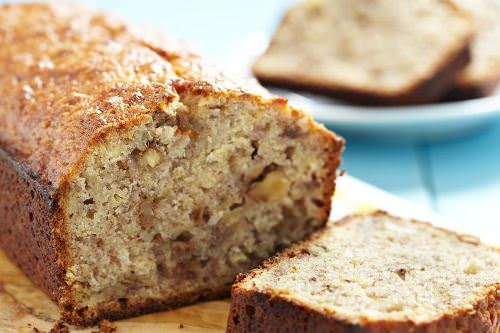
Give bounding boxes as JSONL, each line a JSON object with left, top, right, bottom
{"left": 253, "top": 0, "right": 474, "bottom": 105}
{"left": 0, "top": 3, "right": 343, "bottom": 326}
{"left": 228, "top": 212, "right": 500, "bottom": 333}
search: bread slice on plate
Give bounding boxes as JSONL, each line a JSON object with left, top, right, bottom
{"left": 0, "top": 3, "right": 343, "bottom": 326}
{"left": 253, "top": 0, "right": 474, "bottom": 105}
{"left": 228, "top": 212, "right": 500, "bottom": 333}
{"left": 447, "top": 0, "right": 500, "bottom": 99}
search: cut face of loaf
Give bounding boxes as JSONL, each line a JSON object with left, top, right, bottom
{"left": 253, "top": 0, "right": 474, "bottom": 105}
{"left": 228, "top": 212, "right": 500, "bottom": 333}
{"left": 65, "top": 94, "right": 340, "bottom": 320}
{"left": 0, "top": 3, "right": 343, "bottom": 326}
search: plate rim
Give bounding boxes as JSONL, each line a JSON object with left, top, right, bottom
{"left": 272, "top": 88, "right": 500, "bottom": 126}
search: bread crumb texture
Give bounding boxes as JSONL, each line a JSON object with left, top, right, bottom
{"left": 65, "top": 94, "right": 335, "bottom": 308}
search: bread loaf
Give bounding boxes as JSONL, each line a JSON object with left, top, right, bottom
{"left": 0, "top": 3, "right": 343, "bottom": 326}
{"left": 228, "top": 212, "right": 500, "bottom": 333}
{"left": 253, "top": 0, "right": 474, "bottom": 105}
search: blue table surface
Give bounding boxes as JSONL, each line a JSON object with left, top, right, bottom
{"left": 4, "top": 0, "right": 500, "bottom": 233}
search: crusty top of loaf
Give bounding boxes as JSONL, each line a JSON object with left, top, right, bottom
{"left": 236, "top": 212, "right": 500, "bottom": 326}
{"left": 0, "top": 2, "right": 318, "bottom": 194}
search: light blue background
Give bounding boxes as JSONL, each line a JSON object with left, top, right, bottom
{"left": 3, "top": 0, "right": 500, "bottom": 232}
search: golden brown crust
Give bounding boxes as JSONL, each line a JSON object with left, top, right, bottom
{"left": 0, "top": 2, "right": 343, "bottom": 326}
{"left": 63, "top": 287, "right": 229, "bottom": 326}
{"left": 0, "top": 2, "right": 177, "bottom": 191}
{"left": 0, "top": 148, "right": 69, "bottom": 302}
{"left": 227, "top": 287, "right": 499, "bottom": 333}
{"left": 313, "top": 126, "right": 343, "bottom": 224}
{"left": 227, "top": 212, "right": 500, "bottom": 333}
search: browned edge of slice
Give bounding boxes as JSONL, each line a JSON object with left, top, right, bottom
{"left": 226, "top": 211, "right": 500, "bottom": 333}
{"left": 254, "top": 44, "right": 472, "bottom": 106}
{"left": 443, "top": 76, "right": 500, "bottom": 100}
{"left": 62, "top": 288, "right": 229, "bottom": 327}
{"left": 227, "top": 286, "right": 499, "bottom": 333}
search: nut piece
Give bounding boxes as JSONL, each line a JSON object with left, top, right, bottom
{"left": 307, "top": 0, "right": 324, "bottom": 11}
{"left": 386, "top": 302, "right": 404, "bottom": 312}
{"left": 228, "top": 246, "right": 249, "bottom": 264}
{"left": 248, "top": 170, "right": 290, "bottom": 202}
{"left": 464, "top": 259, "right": 482, "bottom": 275}
{"left": 158, "top": 101, "right": 168, "bottom": 112}
{"left": 142, "top": 148, "right": 161, "bottom": 168}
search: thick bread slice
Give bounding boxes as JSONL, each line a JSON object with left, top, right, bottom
{"left": 0, "top": 3, "right": 343, "bottom": 326}
{"left": 447, "top": 0, "right": 500, "bottom": 99}
{"left": 253, "top": 0, "right": 474, "bottom": 105}
{"left": 228, "top": 212, "right": 500, "bottom": 333}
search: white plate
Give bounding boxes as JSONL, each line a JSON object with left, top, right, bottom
{"left": 272, "top": 88, "right": 500, "bottom": 141}
{"left": 226, "top": 33, "right": 500, "bottom": 141}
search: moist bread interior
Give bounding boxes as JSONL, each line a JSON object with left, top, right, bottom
{"left": 65, "top": 92, "right": 332, "bottom": 308}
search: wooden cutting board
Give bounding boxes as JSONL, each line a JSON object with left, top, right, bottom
{"left": 0, "top": 176, "right": 472, "bottom": 333}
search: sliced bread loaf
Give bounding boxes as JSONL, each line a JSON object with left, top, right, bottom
{"left": 253, "top": 0, "right": 474, "bottom": 105}
{"left": 0, "top": 3, "right": 343, "bottom": 326}
{"left": 447, "top": 0, "right": 500, "bottom": 99}
{"left": 228, "top": 212, "right": 500, "bottom": 333}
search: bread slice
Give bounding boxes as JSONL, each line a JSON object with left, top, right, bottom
{"left": 253, "top": 0, "right": 474, "bottom": 105}
{"left": 0, "top": 3, "right": 343, "bottom": 326}
{"left": 447, "top": 0, "right": 500, "bottom": 99}
{"left": 228, "top": 212, "right": 500, "bottom": 333}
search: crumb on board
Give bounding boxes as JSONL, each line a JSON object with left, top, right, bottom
{"left": 28, "top": 322, "right": 44, "bottom": 333}
{"left": 179, "top": 323, "right": 184, "bottom": 329}
{"left": 91, "top": 319, "right": 117, "bottom": 333}
{"left": 48, "top": 319, "right": 69, "bottom": 333}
